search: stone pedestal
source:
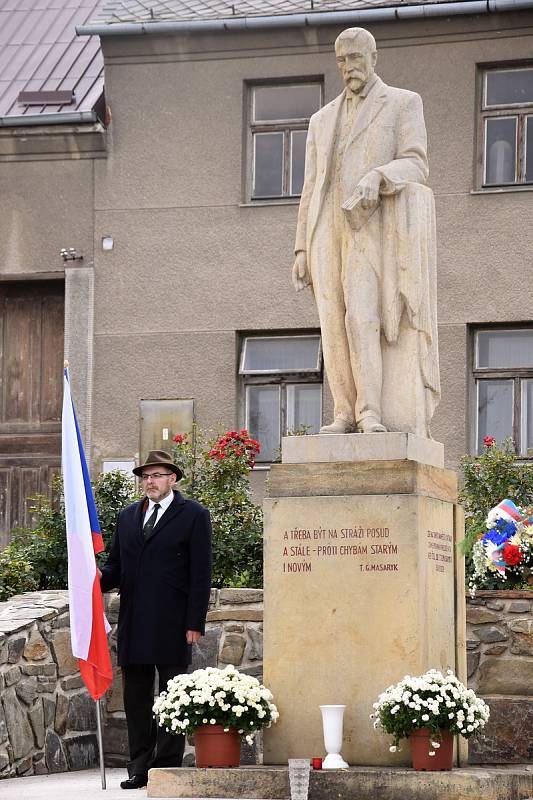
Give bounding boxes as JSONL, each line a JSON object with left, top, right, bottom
{"left": 263, "top": 434, "right": 466, "bottom": 766}
{"left": 146, "top": 765, "right": 533, "bottom": 800}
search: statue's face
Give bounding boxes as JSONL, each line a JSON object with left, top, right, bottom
{"left": 336, "top": 41, "right": 376, "bottom": 95}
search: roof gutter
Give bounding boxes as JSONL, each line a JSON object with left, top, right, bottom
{"left": 0, "top": 111, "right": 97, "bottom": 127}
{"left": 76, "top": 0, "right": 533, "bottom": 36}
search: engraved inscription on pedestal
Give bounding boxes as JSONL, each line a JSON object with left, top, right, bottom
{"left": 281, "top": 524, "right": 398, "bottom": 575}
{"left": 427, "top": 530, "right": 453, "bottom": 574}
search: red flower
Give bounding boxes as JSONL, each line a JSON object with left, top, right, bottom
{"left": 483, "top": 436, "right": 496, "bottom": 448}
{"left": 502, "top": 543, "right": 523, "bottom": 566}
{"left": 173, "top": 434, "right": 186, "bottom": 443}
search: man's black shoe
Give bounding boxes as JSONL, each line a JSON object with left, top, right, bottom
{"left": 120, "top": 774, "right": 148, "bottom": 789}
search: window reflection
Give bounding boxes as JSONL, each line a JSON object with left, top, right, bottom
{"left": 486, "top": 68, "right": 533, "bottom": 107}
{"left": 286, "top": 384, "right": 321, "bottom": 434}
{"left": 477, "top": 380, "right": 513, "bottom": 453}
{"left": 521, "top": 380, "right": 533, "bottom": 457}
{"left": 526, "top": 116, "right": 533, "bottom": 182}
{"left": 485, "top": 117, "right": 517, "bottom": 184}
{"left": 253, "top": 132, "right": 283, "bottom": 197}
{"left": 241, "top": 335, "right": 321, "bottom": 373}
{"left": 254, "top": 84, "right": 322, "bottom": 121}
{"left": 477, "top": 329, "right": 533, "bottom": 369}
{"left": 291, "top": 130, "right": 307, "bottom": 195}
{"left": 246, "top": 385, "right": 280, "bottom": 462}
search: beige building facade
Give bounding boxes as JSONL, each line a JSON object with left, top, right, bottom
{"left": 1, "top": 1, "right": 533, "bottom": 540}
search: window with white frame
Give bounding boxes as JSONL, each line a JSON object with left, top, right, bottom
{"left": 479, "top": 65, "right": 533, "bottom": 187}
{"left": 473, "top": 328, "right": 533, "bottom": 456}
{"left": 249, "top": 82, "right": 322, "bottom": 200}
{"left": 239, "top": 334, "right": 322, "bottom": 462}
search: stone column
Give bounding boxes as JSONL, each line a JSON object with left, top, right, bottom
{"left": 263, "top": 433, "right": 466, "bottom": 766}
{"left": 64, "top": 265, "right": 95, "bottom": 460}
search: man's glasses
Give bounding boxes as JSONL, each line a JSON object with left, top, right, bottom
{"left": 140, "top": 472, "right": 174, "bottom": 480}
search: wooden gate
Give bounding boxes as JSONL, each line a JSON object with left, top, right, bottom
{"left": 0, "top": 281, "right": 64, "bottom": 548}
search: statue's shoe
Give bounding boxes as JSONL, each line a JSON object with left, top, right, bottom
{"left": 319, "top": 419, "right": 356, "bottom": 434}
{"left": 358, "top": 417, "right": 387, "bottom": 433}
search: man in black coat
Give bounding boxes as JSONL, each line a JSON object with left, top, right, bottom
{"left": 100, "top": 450, "right": 212, "bottom": 790}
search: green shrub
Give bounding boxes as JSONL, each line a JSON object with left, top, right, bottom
{"left": 0, "top": 550, "right": 38, "bottom": 601}
{"left": 0, "top": 470, "right": 140, "bottom": 600}
{"left": 93, "top": 470, "right": 142, "bottom": 565}
{"left": 7, "top": 475, "right": 69, "bottom": 591}
{"left": 172, "top": 427, "right": 263, "bottom": 588}
{"left": 460, "top": 438, "right": 533, "bottom": 589}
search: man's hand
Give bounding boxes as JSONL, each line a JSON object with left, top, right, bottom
{"left": 186, "top": 630, "right": 201, "bottom": 645}
{"left": 357, "top": 170, "right": 382, "bottom": 209}
{"left": 292, "top": 250, "right": 312, "bottom": 292}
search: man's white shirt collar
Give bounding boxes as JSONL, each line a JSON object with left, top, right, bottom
{"left": 146, "top": 490, "right": 174, "bottom": 515}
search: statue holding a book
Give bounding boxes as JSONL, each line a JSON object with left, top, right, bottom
{"left": 292, "top": 27, "right": 440, "bottom": 438}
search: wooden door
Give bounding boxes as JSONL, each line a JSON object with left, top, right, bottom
{"left": 0, "top": 281, "right": 64, "bottom": 547}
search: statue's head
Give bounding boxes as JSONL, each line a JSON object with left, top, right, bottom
{"left": 335, "top": 27, "right": 377, "bottom": 95}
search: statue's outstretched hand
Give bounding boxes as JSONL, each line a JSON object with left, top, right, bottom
{"left": 357, "top": 170, "right": 382, "bottom": 209}
{"left": 292, "top": 251, "right": 311, "bottom": 292}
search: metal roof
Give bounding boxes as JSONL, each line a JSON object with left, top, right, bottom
{"left": 87, "top": 0, "right": 496, "bottom": 23}
{"left": 0, "top": 0, "right": 104, "bottom": 124}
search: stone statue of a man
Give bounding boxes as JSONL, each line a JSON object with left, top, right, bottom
{"left": 293, "top": 27, "right": 440, "bottom": 437}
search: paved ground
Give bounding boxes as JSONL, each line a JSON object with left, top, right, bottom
{"left": 0, "top": 769, "right": 133, "bottom": 799}
{"left": 0, "top": 769, "right": 239, "bottom": 800}
{"left": 0, "top": 768, "right": 193, "bottom": 800}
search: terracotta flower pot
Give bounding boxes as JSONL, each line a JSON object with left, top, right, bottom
{"left": 409, "top": 728, "right": 453, "bottom": 771}
{"left": 194, "top": 725, "right": 241, "bottom": 767}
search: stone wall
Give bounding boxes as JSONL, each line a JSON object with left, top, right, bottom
{"left": 1, "top": 587, "right": 531, "bottom": 777}
{"left": 0, "top": 588, "right": 263, "bottom": 777}
{"left": 0, "top": 591, "right": 98, "bottom": 778}
{"left": 466, "top": 590, "right": 533, "bottom": 763}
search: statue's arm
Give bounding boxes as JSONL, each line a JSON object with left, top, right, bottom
{"left": 373, "top": 92, "right": 429, "bottom": 194}
{"left": 293, "top": 120, "right": 317, "bottom": 291}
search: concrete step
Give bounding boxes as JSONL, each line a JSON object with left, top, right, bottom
{"left": 147, "top": 765, "right": 533, "bottom": 800}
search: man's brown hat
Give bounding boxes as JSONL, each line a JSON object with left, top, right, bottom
{"left": 133, "top": 450, "right": 182, "bottom": 480}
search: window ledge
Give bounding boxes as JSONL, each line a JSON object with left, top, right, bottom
{"left": 240, "top": 199, "right": 300, "bottom": 208}
{"left": 470, "top": 185, "right": 533, "bottom": 195}
{"left": 252, "top": 464, "right": 272, "bottom": 471}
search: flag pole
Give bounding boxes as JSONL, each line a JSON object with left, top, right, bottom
{"left": 62, "top": 361, "right": 112, "bottom": 790}
{"left": 95, "top": 697, "right": 107, "bottom": 789}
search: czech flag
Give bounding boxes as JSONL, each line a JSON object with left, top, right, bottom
{"left": 62, "top": 367, "right": 112, "bottom": 700}
{"left": 493, "top": 499, "right": 522, "bottom": 523}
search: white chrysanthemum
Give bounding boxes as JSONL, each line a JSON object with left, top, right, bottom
{"left": 152, "top": 666, "right": 278, "bottom": 740}
{"left": 485, "top": 508, "right": 501, "bottom": 527}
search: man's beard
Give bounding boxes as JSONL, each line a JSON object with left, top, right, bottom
{"left": 346, "top": 73, "right": 367, "bottom": 93}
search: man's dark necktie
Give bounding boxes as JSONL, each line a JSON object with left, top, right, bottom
{"left": 143, "top": 503, "right": 161, "bottom": 538}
